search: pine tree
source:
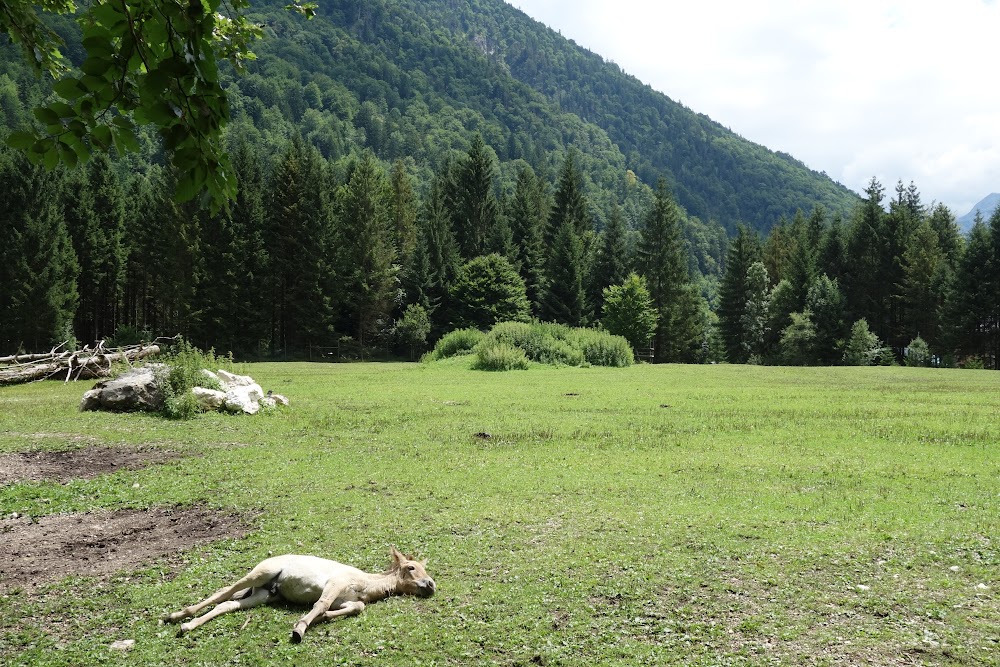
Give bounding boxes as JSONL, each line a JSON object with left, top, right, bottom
{"left": 268, "top": 136, "right": 333, "bottom": 354}
{"left": 588, "top": 204, "right": 630, "bottom": 318}
{"left": 927, "top": 202, "right": 962, "bottom": 268}
{"left": 389, "top": 158, "right": 419, "bottom": 272}
{"left": 817, "top": 213, "right": 849, "bottom": 285}
{"left": 900, "top": 219, "right": 945, "bottom": 350}
{"left": 450, "top": 134, "right": 500, "bottom": 259}
{"left": 414, "top": 170, "right": 461, "bottom": 338}
{"left": 193, "top": 137, "right": 270, "bottom": 355}
{"left": 63, "top": 152, "right": 126, "bottom": 345}
{"left": 944, "top": 219, "right": 994, "bottom": 365}
{"left": 805, "top": 274, "right": 846, "bottom": 364}
{"left": 540, "top": 218, "right": 587, "bottom": 326}
{"left": 507, "top": 164, "right": 548, "bottom": 313}
{"left": 637, "top": 178, "right": 703, "bottom": 362}
{"left": 740, "top": 261, "right": 770, "bottom": 361}
{"left": 717, "top": 224, "right": 762, "bottom": 362}
{"left": 845, "top": 177, "right": 887, "bottom": 341}
{"left": 0, "top": 148, "right": 78, "bottom": 352}
{"left": 335, "top": 152, "right": 398, "bottom": 347}
{"left": 548, "top": 150, "right": 590, "bottom": 244}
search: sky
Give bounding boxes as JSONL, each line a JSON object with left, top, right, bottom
{"left": 506, "top": 0, "right": 1000, "bottom": 216}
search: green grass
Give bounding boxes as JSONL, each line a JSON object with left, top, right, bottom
{"left": 1, "top": 361, "right": 998, "bottom": 666}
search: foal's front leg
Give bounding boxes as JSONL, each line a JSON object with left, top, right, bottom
{"left": 290, "top": 580, "right": 350, "bottom": 643}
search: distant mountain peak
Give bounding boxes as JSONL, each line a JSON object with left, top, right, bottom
{"left": 957, "top": 193, "right": 1000, "bottom": 231}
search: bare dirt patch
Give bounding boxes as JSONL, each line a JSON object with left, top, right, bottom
{"left": 0, "top": 506, "right": 251, "bottom": 591}
{"left": 0, "top": 446, "right": 186, "bottom": 486}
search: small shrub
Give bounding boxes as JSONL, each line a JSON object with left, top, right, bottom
{"left": 570, "top": 328, "right": 634, "bottom": 367}
{"left": 428, "top": 328, "right": 485, "bottom": 360}
{"left": 158, "top": 338, "right": 226, "bottom": 419}
{"left": 523, "top": 331, "right": 585, "bottom": 366}
{"left": 962, "top": 356, "right": 985, "bottom": 370}
{"left": 471, "top": 343, "right": 530, "bottom": 371}
{"left": 904, "top": 337, "right": 931, "bottom": 367}
{"left": 106, "top": 324, "right": 154, "bottom": 348}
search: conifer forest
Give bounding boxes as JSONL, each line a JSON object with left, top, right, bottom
{"left": 1, "top": 0, "right": 996, "bottom": 368}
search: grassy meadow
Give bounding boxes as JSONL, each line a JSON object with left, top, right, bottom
{"left": 1, "top": 360, "right": 997, "bottom": 666}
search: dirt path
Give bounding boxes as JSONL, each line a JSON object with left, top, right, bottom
{"left": 0, "top": 506, "right": 252, "bottom": 591}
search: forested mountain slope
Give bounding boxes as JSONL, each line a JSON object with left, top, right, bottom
{"left": 249, "top": 0, "right": 860, "bottom": 231}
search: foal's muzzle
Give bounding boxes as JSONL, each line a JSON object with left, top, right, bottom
{"left": 417, "top": 577, "right": 436, "bottom": 597}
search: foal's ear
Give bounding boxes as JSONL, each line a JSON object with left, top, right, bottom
{"left": 390, "top": 546, "right": 406, "bottom": 563}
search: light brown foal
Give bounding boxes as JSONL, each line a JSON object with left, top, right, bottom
{"left": 162, "top": 547, "right": 435, "bottom": 642}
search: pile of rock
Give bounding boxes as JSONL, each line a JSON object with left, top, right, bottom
{"left": 80, "top": 366, "right": 288, "bottom": 415}
{"left": 192, "top": 369, "right": 289, "bottom": 415}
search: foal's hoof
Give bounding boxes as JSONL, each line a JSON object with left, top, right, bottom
{"left": 290, "top": 629, "right": 304, "bottom": 644}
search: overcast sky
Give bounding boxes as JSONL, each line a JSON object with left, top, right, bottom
{"left": 507, "top": 0, "right": 1000, "bottom": 216}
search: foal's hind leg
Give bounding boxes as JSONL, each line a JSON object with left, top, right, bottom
{"left": 163, "top": 566, "right": 280, "bottom": 623}
{"left": 177, "top": 587, "right": 274, "bottom": 635}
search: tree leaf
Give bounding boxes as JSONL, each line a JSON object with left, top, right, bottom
{"left": 33, "top": 107, "right": 61, "bottom": 125}
{"left": 5, "top": 131, "right": 37, "bottom": 151}
{"left": 53, "top": 78, "right": 86, "bottom": 100}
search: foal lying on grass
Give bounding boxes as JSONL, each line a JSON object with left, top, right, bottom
{"left": 163, "top": 547, "right": 435, "bottom": 642}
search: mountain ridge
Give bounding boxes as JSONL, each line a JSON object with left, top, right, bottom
{"left": 957, "top": 193, "right": 1000, "bottom": 230}
{"left": 246, "top": 0, "right": 860, "bottom": 231}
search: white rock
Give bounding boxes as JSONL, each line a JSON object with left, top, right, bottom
{"left": 110, "top": 639, "right": 135, "bottom": 651}
{"left": 260, "top": 397, "right": 277, "bottom": 409}
{"left": 270, "top": 392, "right": 290, "bottom": 406}
{"left": 949, "top": 566, "right": 960, "bottom": 572}
{"left": 856, "top": 584, "right": 871, "bottom": 591}
{"left": 192, "top": 386, "right": 227, "bottom": 410}
{"left": 217, "top": 369, "right": 256, "bottom": 388}
{"left": 223, "top": 386, "right": 262, "bottom": 414}
{"left": 200, "top": 369, "right": 220, "bottom": 386}
{"left": 977, "top": 583, "right": 989, "bottom": 590}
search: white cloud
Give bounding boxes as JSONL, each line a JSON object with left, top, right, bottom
{"left": 507, "top": 0, "right": 1000, "bottom": 214}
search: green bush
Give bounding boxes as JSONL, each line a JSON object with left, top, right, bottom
{"left": 432, "top": 321, "right": 633, "bottom": 369}
{"left": 158, "top": 338, "right": 227, "bottom": 419}
{"left": 471, "top": 342, "right": 531, "bottom": 371}
{"left": 571, "top": 328, "right": 634, "bottom": 367}
{"left": 428, "top": 328, "right": 485, "bottom": 360}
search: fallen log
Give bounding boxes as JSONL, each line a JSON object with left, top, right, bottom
{"left": 0, "top": 344, "right": 161, "bottom": 387}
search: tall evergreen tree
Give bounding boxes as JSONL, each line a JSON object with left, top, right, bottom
{"left": 944, "top": 219, "right": 995, "bottom": 365}
{"left": 637, "top": 178, "right": 703, "bottom": 362}
{"left": 413, "top": 169, "right": 461, "bottom": 337}
{"left": 927, "top": 202, "right": 962, "bottom": 268}
{"left": 0, "top": 149, "right": 78, "bottom": 352}
{"left": 335, "top": 152, "right": 398, "bottom": 347}
{"left": 193, "top": 137, "right": 270, "bottom": 355}
{"left": 588, "top": 204, "right": 630, "bottom": 318}
{"left": 450, "top": 134, "right": 500, "bottom": 259}
{"left": 268, "top": 136, "right": 333, "bottom": 353}
{"left": 389, "top": 158, "right": 419, "bottom": 272}
{"left": 540, "top": 218, "right": 587, "bottom": 326}
{"left": 548, "top": 150, "right": 590, "bottom": 243}
{"left": 64, "top": 152, "right": 126, "bottom": 345}
{"left": 844, "top": 177, "right": 887, "bottom": 340}
{"left": 900, "top": 219, "right": 945, "bottom": 350}
{"left": 507, "top": 164, "right": 548, "bottom": 313}
{"left": 717, "top": 224, "right": 762, "bottom": 362}
{"left": 817, "top": 213, "right": 849, "bottom": 285}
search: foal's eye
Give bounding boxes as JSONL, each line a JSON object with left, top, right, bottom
{"left": 406, "top": 565, "right": 416, "bottom": 571}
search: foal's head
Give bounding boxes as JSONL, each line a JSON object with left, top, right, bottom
{"left": 388, "top": 546, "right": 436, "bottom": 598}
